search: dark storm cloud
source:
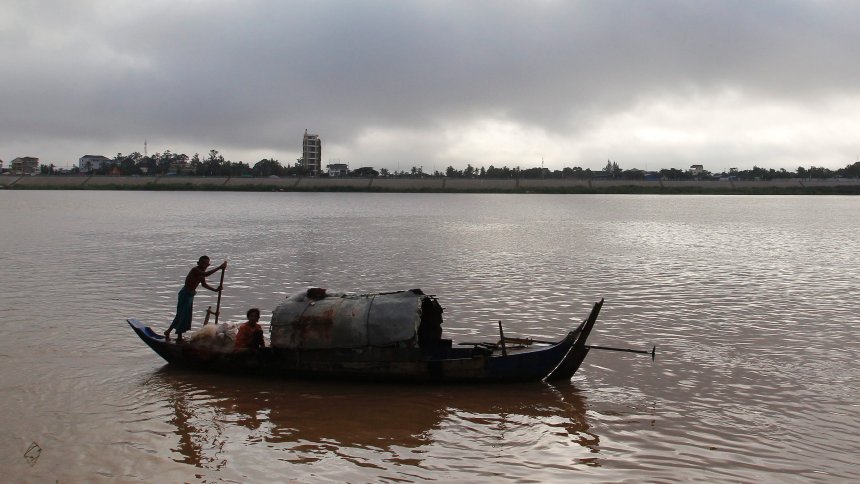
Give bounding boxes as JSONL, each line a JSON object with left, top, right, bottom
{"left": 1, "top": 0, "right": 858, "bottom": 169}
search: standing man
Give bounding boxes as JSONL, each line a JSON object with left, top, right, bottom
{"left": 165, "top": 255, "right": 227, "bottom": 342}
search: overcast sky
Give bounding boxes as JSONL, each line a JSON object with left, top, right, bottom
{"left": 2, "top": 0, "right": 858, "bottom": 172}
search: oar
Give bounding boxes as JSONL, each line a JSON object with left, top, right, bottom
{"left": 213, "top": 264, "right": 226, "bottom": 325}
{"left": 501, "top": 336, "right": 656, "bottom": 361}
{"left": 586, "top": 344, "right": 656, "bottom": 361}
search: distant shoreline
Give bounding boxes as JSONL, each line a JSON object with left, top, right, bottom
{"left": 2, "top": 174, "right": 860, "bottom": 194}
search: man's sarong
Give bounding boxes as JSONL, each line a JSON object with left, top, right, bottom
{"left": 168, "top": 287, "right": 196, "bottom": 334}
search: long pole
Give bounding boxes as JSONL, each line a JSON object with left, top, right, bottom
{"left": 213, "top": 266, "right": 226, "bottom": 325}
{"left": 586, "top": 344, "right": 656, "bottom": 361}
{"left": 501, "top": 336, "right": 656, "bottom": 361}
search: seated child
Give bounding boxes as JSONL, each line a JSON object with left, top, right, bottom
{"left": 235, "top": 308, "right": 265, "bottom": 351}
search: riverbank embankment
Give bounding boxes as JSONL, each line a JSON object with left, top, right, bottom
{"left": 2, "top": 175, "right": 859, "bottom": 194}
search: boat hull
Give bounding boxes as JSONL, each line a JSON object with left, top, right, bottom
{"left": 128, "top": 299, "right": 603, "bottom": 383}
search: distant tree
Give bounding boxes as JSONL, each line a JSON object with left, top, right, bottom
{"left": 561, "top": 167, "right": 575, "bottom": 178}
{"left": 562, "top": 167, "right": 590, "bottom": 179}
{"left": 838, "top": 162, "right": 860, "bottom": 178}
{"left": 486, "top": 165, "right": 516, "bottom": 178}
{"left": 226, "top": 161, "right": 251, "bottom": 177}
{"left": 283, "top": 164, "right": 307, "bottom": 177}
{"left": 698, "top": 170, "right": 717, "bottom": 180}
{"left": 751, "top": 165, "right": 770, "bottom": 180}
{"left": 621, "top": 168, "right": 645, "bottom": 180}
{"left": 352, "top": 166, "right": 378, "bottom": 177}
{"left": 253, "top": 158, "right": 283, "bottom": 177}
{"left": 111, "top": 151, "right": 143, "bottom": 176}
{"left": 772, "top": 168, "right": 793, "bottom": 179}
{"left": 602, "top": 160, "right": 621, "bottom": 178}
{"left": 174, "top": 153, "right": 189, "bottom": 173}
{"left": 155, "top": 150, "right": 174, "bottom": 174}
{"left": 520, "top": 167, "right": 544, "bottom": 178}
{"left": 138, "top": 155, "right": 156, "bottom": 175}
{"left": 659, "top": 168, "right": 692, "bottom": 180}
{"left": 806, "top": 166, "right": 834, "bottom": 179}
{"left": 109, "top": 152, "right": 143, "bottom": 175}
{"left": 189, "top": 154, "right": 202, "bottom": 175}
{"left": 203, "top": 149, "right": 225, "bottom": 176}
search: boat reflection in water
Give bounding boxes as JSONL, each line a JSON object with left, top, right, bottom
{"left": 145, "top": 367, "right": 598, "bottom": 475}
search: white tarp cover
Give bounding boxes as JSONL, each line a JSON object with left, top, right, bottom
{"left": 270, "top": 289, "right": 425, "bottom": 349}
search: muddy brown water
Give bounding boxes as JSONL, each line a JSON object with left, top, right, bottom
{"left": 1, "top": 191, "right": 858, "bottom": 482}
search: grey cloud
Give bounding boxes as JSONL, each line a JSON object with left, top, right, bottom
{"left": 2, "top": 0, "right": 859, "bottom": 169}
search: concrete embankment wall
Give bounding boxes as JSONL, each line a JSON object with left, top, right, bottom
{"left": 2, "top": 175, "right": 860, "bottom": 193}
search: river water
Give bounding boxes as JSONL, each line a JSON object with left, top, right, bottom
{"left": 0, "top": 191, "right": 858, "bottom": 482}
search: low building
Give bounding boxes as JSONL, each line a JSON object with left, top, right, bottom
{"left": 79, "top": 155, "right": 111, "bottom": 172}
{"left": 326, "top": 163, "right": 349, "bottom": 177}
{"left": 690, "top": 164, "right": 704, "bottom": 176}
{"left": 11, "top": 157, "right": 40, "bottom": 174}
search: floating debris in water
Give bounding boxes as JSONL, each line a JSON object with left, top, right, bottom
{"left": 24, "top": 442, "right": 41, "bottom": 466}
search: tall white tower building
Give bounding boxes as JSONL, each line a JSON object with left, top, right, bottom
{"left": 302, "top": 129, "right": 322, "bottom": 176}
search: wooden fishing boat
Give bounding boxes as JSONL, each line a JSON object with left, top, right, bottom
{"left": 128, "top": 288, "right": 606, "bottom": 383}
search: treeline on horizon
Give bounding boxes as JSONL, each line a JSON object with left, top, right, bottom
{"left": 41, "top": 149, "right": 860, "bottom": 180}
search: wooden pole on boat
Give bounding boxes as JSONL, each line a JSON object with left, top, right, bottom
{"left": 498, "top": 321, "right": 507, "bottom": 356}
{"left": 586, "top": 344, "right": 656, "bottom": 361}
{"left": 203, "top": 306, "right": 214, "bottom": 325}
{"left": 499, "top": 336, "right": 656, "bottom": 361}
{"left": 213, "top": 265, "right": 226, "bottom": 325}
